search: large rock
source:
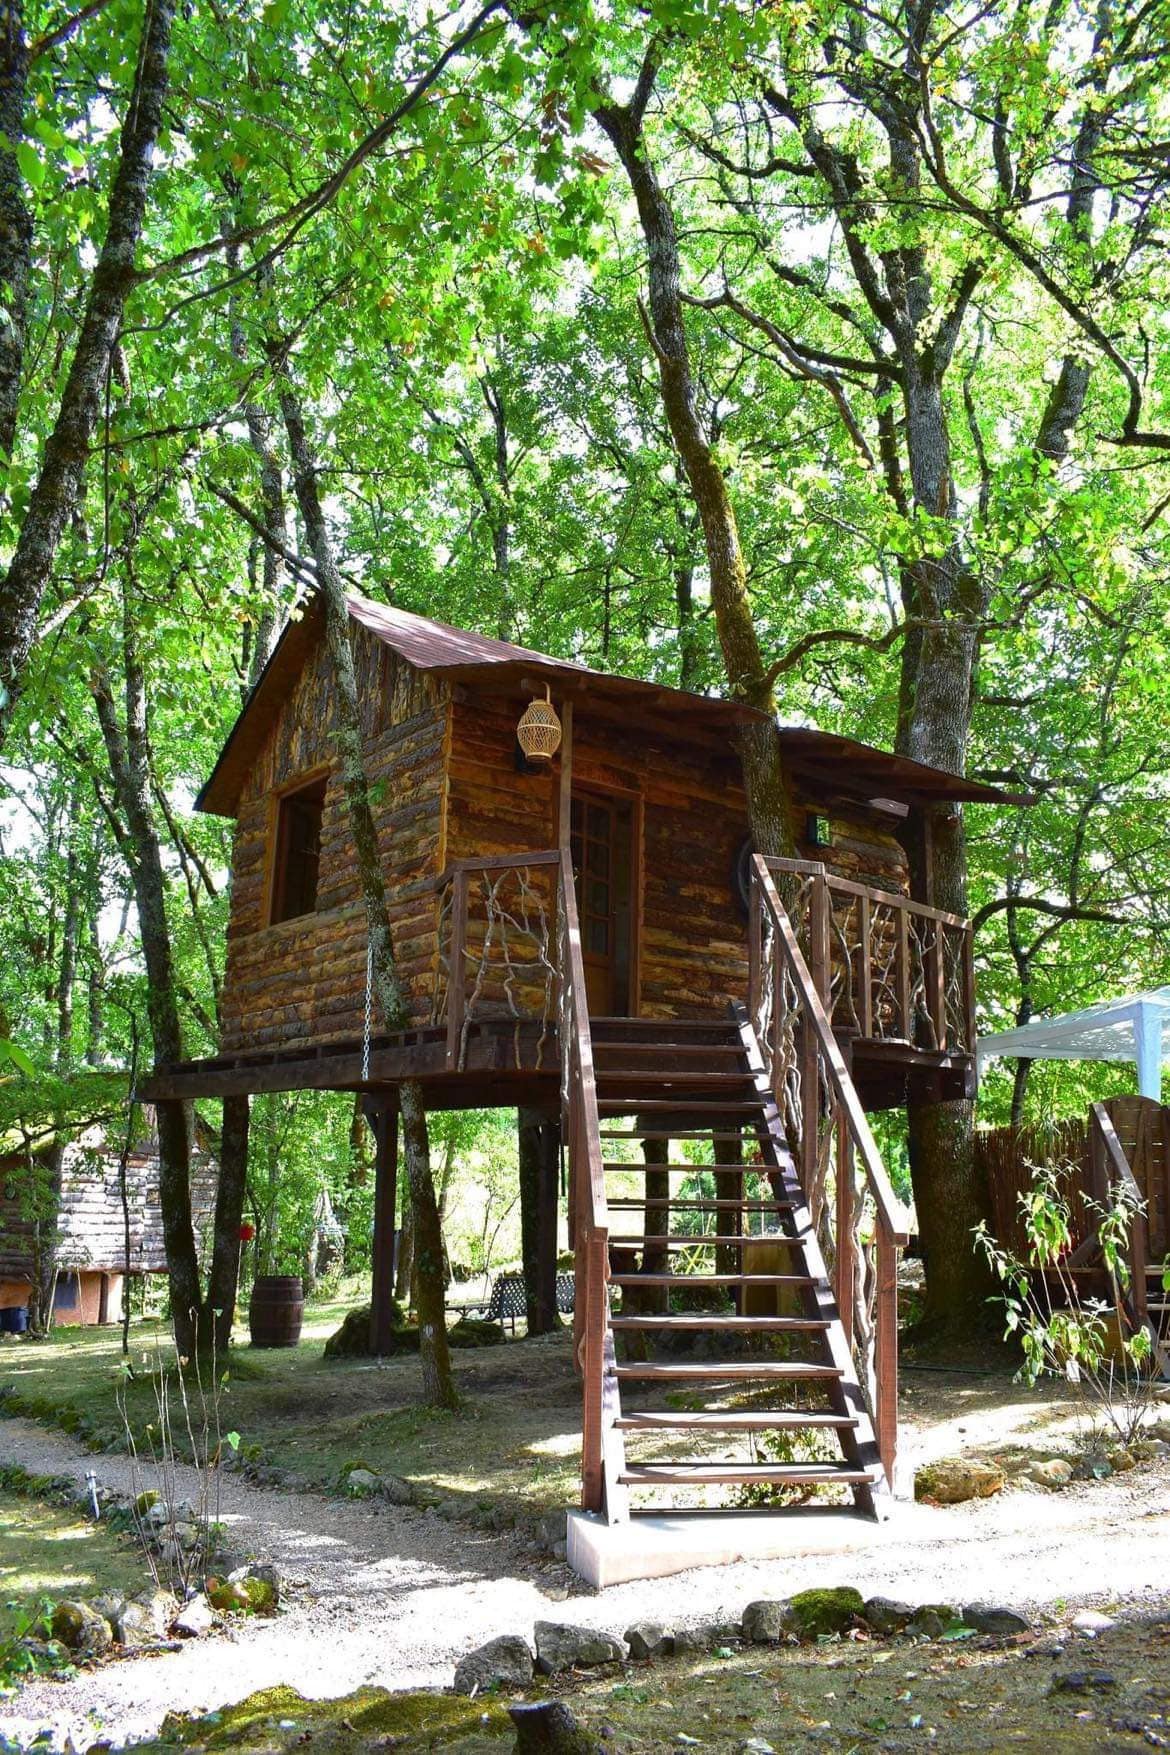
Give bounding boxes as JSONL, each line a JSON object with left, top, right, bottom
{"left": 864, "top": 1597, "right": 914, "bottom": 1635}
{"left": 379, "top": 1475, "right": 415, "bottom": 1507}
{"left": 111, "top": 1601, "right": 156, "bottom": 1649}
{"left": 624, "top": 1622, "right": 673, "bottom": 1660}
{"left": 324, "top": 1304, "right": 417, "bottom": 1359}
{"left": 50, "top": 1600, "right": 112, "bottom": 1658}
{"left": 914, "top": 1457, "right": 1005, "bottom": 1504}
{"left": 1027, "top": 1458, "right": 1073, "bottom": 1489}
{"left": 453, "top": 1635, "right": 534, "bottom": 1694}
{"left": 963, "top": 1604, "right": 1032, "bottom": 1636}
{"left": 533, "top": 1621, "right": 626, "bottom": 1674}
{"left": 741, "top": 1600, "right": 798, "bottom": 1644}
{"left": 510, "top": 1701, "right": 598, "bottom": 1753}
{"left": 346, "top": 1467, "right": 382, "bottom": 1496}
{"left": 906, "top": 1604, "right": 957, "bottom": 1639}
{"left": 174, "top": 1593, "right": 214, "bottom": 1638}
{"left": 790, "top": 1588, "right": 864, "bottom": 1638}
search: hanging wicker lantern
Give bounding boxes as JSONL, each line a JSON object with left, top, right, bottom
{"left": 516, "top": 685, "right": 562, "bottom": 762}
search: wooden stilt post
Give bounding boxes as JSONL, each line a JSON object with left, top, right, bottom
{"left": 369, "top": 1101, "right": 399, "bottom": 1355}
{"left": 538, "top": 1113, "right": 561, "bottom": 1329}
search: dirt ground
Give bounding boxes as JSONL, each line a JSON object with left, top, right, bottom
{"left": 1, "top": 1333, "right": 1169, "bottom": 1751}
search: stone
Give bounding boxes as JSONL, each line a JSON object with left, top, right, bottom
{"left": 90, "top": 1593, "right": 125, "bottom": 1625}
{"left": 906, "top": 1605, "right": 957, "bottom": 1640}
{"left": 1051, "top": 1671, "right": 1117, "bottom": 1695}
{"left": 135, "top": 1589, "right": 178, "bottom": 1635}
{"left": 863, "top": 1597, "right": 914, "bottom": 1635}
{"left": 145, "top": 1499, "right": 173, "bottom": 1527}
{"left": 624, "top": 1623, "right": 673, "bottom": 1660}
{"left": 509, "top": 1701, "right": 598, "bottom": 1754}
{"left": 536, "top": 1510, "right": 566, "bottom": 1552}
{"left": 379, "top": 1475, "right": 415, "bottom": 1507}
{"left": 244, "top": 1561, "right": 281, "bottom": 1605}
{"left": 1108, "top": 1448, "right": 1137, "bottom": 1472}
{"left": 789, "top": 1588, "right": 865, "bottom": 1638}
{"left": 533, "top": 1621, "right": 626, "bottom": 1674}
{"left": 134, "top": 1490, "right": 160, "bottom": 1517}
{"left": 672, "top": 1619, "right": 739, "bottom": 1654}
{"left": 174, "top": 1594, "right": 214, "bottom": 1638}
{"left": 1071, "top": 1609, "right": 1116, "bottom": 1633}
{"left": 741, "top": 1600, "right": 798, "bottom": 1644}
{"left": 914, "top": 1457, "right": 1005, "bottom": 1504}
{"left": 345, "top": 1467, "right": 381, "bottom": 1495}
{"left": 324, "top": 1303, "right": 417, "bottom": 1359}
{"left": 1027, "top": 1458, "right": 1074, "bottom": 1489}
{"left": 739, "top": 1741, "right": 776, "bottom": 1754}
{"left": 1073, "top": 1453, "right": 1112, "bottom": 1481}
{"left": 453, "top": 1635, "right": 535, "bottom": 1695}
{"left": 962, "top": 1604, "right": 1032, "bottom": 1636}
{"left": 447, "top": 1316, "right": 504, "bottom": 1348}
{"left": 50, "top": 1600, "right": 113, "bottom": 1658}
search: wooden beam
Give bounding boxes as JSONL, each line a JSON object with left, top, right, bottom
{"left": 369, "top": 1103, "right": 399, "bottom": 1356}
{"left": 558, "top": 699, "right": 574, "bottom": 850}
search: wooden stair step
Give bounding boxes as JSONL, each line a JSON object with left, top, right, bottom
{"left": 613, "top": 1360, "right": 842, "bottom": 1381}
{"left": 602, "top": 1161, "right": 762, "bottom": 1173}
{"left": 593, "top": 1043, "right": 748, "bottom": 1060}
{"left": 607, "top": 1198, "right": 794, "bottom": 1212}
{"left": 600, "top": 1129, "right": 773, "bottom": 1141}
{"left": 609, "top": 1273, "right": 816, "bottom": 1288}
{"left": 616, "top": 1411, "right": 858, "bottom": 1432}
{"left": 608, "top": 1233, "right": 806, "bottom": 1247}
{"left": 618, "top": 1462, "right": 877, "bottom": 1487}
{"left": 610, "top": 1314, "right": 830, "bottom": 1332}
{"left": 597, "top": 1100, "right": 771, "bottom": 1117}
{"left": 599, "top": 1067, "right": 754, "bottom": 1081}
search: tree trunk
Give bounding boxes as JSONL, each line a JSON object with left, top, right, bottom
{"left": 0, "top": 0, "right": 176, "bottom": 742}
{"left": 594, "top": 82, "right": 795, "bottom": 858}
{"left": 518, "top": 1106, "right": 559, "bottom": 1334}
{"left": 205, "top": 1095, "right": 249, "bottom": 1352}
{"left": 395, "top": 1153, "right": 415, "bottom": 1303}
{"left": 278, "top": 370, "right": 455, "bottom": 1408}
{"left": 0, "top": 0, "right": 32, "bottom": 492}
{"left": 93, "top": 585, "right": 205, "bottom": 1356}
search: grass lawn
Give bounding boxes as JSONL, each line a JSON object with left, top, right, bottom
{"left": 0, "top": 1485, "right": 143, "bottom": 1644}
{"left": 0, "top": 1282, "right": 587, "bottom": 1523}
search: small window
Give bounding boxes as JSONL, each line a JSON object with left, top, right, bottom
{"left": 270, "top": 777, "right": 326, "bottom": 924}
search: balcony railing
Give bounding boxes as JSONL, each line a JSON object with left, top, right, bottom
{"left": 765, "top": 858, "right": 975, "bottom": 1057}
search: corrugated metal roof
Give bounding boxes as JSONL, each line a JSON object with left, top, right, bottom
{"left": 347, "top": 595, "right": 594, "bottom": 677}
{"left": 196, "top": 593, "right": 1030, "bottom": 816}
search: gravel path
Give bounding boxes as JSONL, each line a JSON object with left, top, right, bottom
{"left": 3, "top": 1412, "right": 1170, "bottom": 1749}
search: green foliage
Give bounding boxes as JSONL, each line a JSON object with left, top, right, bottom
{"left": 975, "top": 1166, "right": 1170, "bottom": 1443}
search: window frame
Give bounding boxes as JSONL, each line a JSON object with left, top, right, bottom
{"left": 266, "top": 770, "right": 329, "bottom": 927}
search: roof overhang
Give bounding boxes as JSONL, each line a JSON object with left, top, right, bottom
{"left": 196, "top": 593, "right": 1032, "bottom": 818}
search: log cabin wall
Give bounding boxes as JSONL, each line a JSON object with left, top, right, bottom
{"left": 220, "top": 630, "right": 449, "bottom": 1054}
{"left": 445, "top": 685, "right": 911, "bottom": 1018}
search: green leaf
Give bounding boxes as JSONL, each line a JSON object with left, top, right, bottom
{"left": 16, "top": 143, "right": 44, "bottom": 190}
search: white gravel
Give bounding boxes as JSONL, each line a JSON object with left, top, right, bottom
{"left": 2, "top": 1409, "right": 1170, "bottom": 1750}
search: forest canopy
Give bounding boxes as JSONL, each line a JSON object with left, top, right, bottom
{"left": 0, "top": 0, "right": 1168, "bottom": 1352}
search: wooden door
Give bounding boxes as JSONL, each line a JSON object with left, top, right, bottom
{"left": 570, "top": 792, "right": 632, "bottom": 1016}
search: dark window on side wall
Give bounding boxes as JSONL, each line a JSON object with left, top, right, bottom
{"left": 270, "top": 777, "right": 326, "bottom": 924}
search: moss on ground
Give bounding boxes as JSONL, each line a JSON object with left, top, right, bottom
{"left": 148, "top": 1685, "right": 510, "bottom": 1752}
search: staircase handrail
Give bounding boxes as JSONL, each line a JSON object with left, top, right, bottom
{"left": 1089, "top": 1100, "right": 1148, "bottom": 1328}
{"left": 556, "top": 847, "right": 615, "bottom": 1514}
{"left": 754, "top": 856, "right": 911, "bottom": 1247}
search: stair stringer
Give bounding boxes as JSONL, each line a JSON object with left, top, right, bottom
{"left": 731, "top": 1004, "right": 893, "bottom": 1519}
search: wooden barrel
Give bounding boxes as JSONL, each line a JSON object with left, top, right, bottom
{"left": 0, "top": 1306, "right": 28, "bottom": 1334}
{"left": 248, "top": 1276, "right": 304, "bottom": 1348}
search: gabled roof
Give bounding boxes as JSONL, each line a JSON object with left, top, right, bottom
{"left": 196, "top": 593, "right": 1029, "bottom": 817}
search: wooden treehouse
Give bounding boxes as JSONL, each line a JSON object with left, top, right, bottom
{"left": 146, "top": 594, "right": 1021, "bottom": 1528}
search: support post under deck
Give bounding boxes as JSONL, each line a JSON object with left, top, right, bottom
{"left": 369, "top": 1102, "right": 400, "bottom": 1355}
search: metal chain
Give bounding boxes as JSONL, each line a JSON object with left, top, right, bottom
{"left": 362, "top": 935, "right": 373, "bottom": 1083}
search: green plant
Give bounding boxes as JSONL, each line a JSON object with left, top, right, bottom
{"left": 975, "top": 1164, "right": 1170, "bottom": 1447}
{"left": 0, "top": 1597, "right": 70, "bottom": 1695}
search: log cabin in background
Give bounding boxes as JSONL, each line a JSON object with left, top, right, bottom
{"left": 145, "top": 594, "right": 1026, "bottom": 1557}
{"left": 0, "top": 1121, "right": 216, "bottom": 1329}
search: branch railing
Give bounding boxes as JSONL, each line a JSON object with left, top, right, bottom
{"left": 766, "top": 858, "right": 974, "bottom": 1055}
{"left": 433, "top": 852, "right": 560, "bottom": 1071}
{"left": 749, "top": 856, "right": 911, "bottom": 1485}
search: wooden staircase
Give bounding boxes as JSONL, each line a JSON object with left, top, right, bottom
{"left": 590, "top": 1015, "right": 888, "bottom": 1515}
{"left": 558, "top": 851, "right": 912, "bottom": 1524}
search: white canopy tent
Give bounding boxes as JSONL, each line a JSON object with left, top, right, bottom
{"left": 977, "top": 987, "right": 1170, "bottom": 1100}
